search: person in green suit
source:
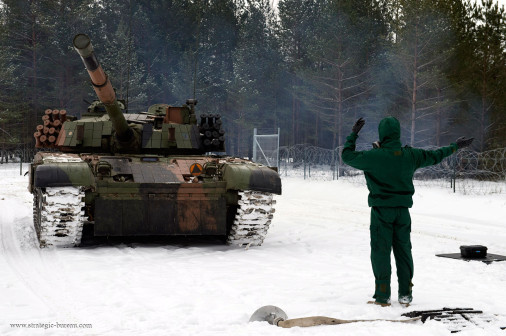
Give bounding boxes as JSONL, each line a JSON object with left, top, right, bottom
{"left": 342, "top": 116, "right": 473, "bottom": 306}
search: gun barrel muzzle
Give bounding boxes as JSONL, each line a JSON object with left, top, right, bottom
{"left": 73, "top": 34, "right": 115, "bottom": 104}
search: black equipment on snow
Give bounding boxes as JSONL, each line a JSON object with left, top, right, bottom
{"left": 403, "top": 307, "right": 481, "bottom": 323}
{"left": 402, "top": 307, "right": 505, "bottom": 332}
{"left": 436, "top": 245, "right": 506, "bottom": 264}
{"left": 460, "top": 245, "right": 487, "bottom": 258}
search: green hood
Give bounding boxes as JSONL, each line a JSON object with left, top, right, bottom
{"left": 378, "top": 117, "right": 401, "bottom": 149}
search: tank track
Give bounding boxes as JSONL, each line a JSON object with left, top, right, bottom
{"left": 227, "top": 190, "right": 276, "bottom": 247}
{"left": 33, "top": 186, "right": 87, "bottom": 248}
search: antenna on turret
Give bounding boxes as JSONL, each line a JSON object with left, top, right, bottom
{"left": 126, "top": 0, "right": 133, "bottom": 111}
{"left": 193, "top": 0, "right": 202, "bottom": 100}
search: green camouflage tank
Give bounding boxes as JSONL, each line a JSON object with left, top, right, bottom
{"left": 28, "top": 34, "right": 281, "bottom": 248}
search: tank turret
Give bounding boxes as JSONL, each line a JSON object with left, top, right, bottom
{"left": 72, "top": 34, "right": 138, "bottom": 147}
{"left": 33, "top": 34, "right": 219, "bottom": 154}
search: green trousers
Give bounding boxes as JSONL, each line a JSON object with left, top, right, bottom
{"left": 370, "top": 207, "right": 413, "bottom": 303}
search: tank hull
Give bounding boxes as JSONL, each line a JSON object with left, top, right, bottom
{"left": 93, "top": 182, "right": 228, "bottom": 236}
{"left": 29, "top": 152, "right": 280, "bottom": 246}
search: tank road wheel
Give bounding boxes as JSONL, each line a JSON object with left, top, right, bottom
{"left": 32, "top": 186, "right": 87, "bottom": 248}
{"left": 227, "top": 190, "right": 276, "bottom": 247}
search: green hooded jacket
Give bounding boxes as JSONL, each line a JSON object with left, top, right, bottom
{"left": 342, "top": 117, "right": 458, "bottom": 208}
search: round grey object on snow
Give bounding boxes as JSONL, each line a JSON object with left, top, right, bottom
{"left": 249, "top": 305, "right": 288, "bottom": 325}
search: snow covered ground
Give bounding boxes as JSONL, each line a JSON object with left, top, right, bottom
{"left": 1, "top": 164, "right": 505, "bottom": 335}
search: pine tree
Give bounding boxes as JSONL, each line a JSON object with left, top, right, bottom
{"left": 299, "top": 0, "right": 389, "bottom": 149}
{"left": 387, "top": 0, "right": 470, "bottom": 146}
{"left": 195, "top": 0, "right": 239, "bottom": 115}
{"left": 0, "top": 15, "right": 25, "bottom": 152}
{"left": 228, "top": 0, "right": 283, "bottom": 156}
{"left": 0, "top": 0, "right": 53, "bottom": 143}
{"left": 278, "top": 0, "right": 321, "bottom": 145}
{"left": 468, "top": 0, "right": 506, "bottom": 150}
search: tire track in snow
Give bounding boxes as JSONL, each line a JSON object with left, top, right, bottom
{"left": 1, "top": 182, "right": 118, "bottom": 334}
{"left": 411, "top": 211, "right": 506, "bottom": 246}
{"left": 0, "top": 199, "right": 86, "bottom": 324}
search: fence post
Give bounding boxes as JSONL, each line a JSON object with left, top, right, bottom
{"left": 336, "top": 147, "right": 339, "bottom": 180}
{"left": 285, "top": 155, "right": 288, "bottom": 177}
{"left": 453, "top": 155, "right": 457, "bottom": 193}
{"left": 277, "top": 128, "right": 280, "bottom": 171}
{"left": 303, "top": 147, "right": 307, "bottom": 180}
{"left": 332, "top": 149, "right": 335, "bottom": 180}
{"left": 252, "top": 128, "right": 257, "bottom": 162}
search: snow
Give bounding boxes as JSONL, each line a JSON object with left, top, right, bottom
{"left": 1, "top": 163, "right": 505, "bottom": 335}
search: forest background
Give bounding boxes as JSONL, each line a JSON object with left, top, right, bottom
{"left": 0, "top": 0, "right": 505, "bottom": 158}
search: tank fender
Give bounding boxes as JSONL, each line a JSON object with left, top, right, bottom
{"left": 221, "top": 163, "right": 281, "bottom": 195}
{"left": 34, "top": 163, "right": 95, "bottom": 188}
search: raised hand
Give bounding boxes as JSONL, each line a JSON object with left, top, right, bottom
{"left": 455, "top": 137, "right": 474, "bottom": 149}
{"left": 352, "top": 117, "right": 365, "bottom": 134}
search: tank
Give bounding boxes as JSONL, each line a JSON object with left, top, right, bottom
{"left": 28, "top": 34, "right": 281, "bottom": 248}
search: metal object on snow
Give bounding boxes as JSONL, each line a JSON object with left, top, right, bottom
{"left": 249, "top": 305, "right": 288, "bottom": 326}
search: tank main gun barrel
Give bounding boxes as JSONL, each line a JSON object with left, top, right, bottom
{"left": 73, "top": 34, "right": 133, "bottom": 142}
